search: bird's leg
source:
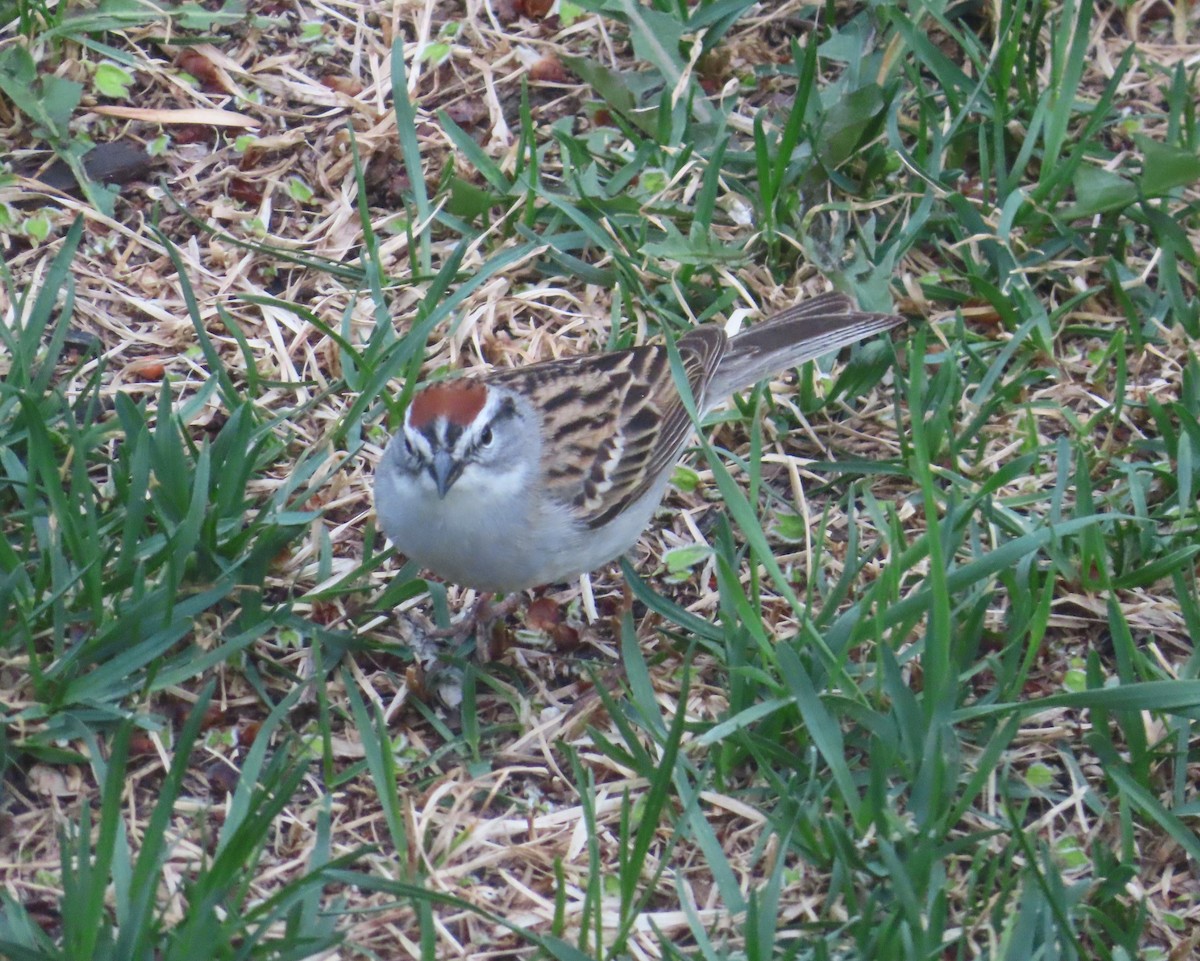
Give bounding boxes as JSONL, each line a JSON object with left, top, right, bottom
{"left": 472, "top": 593, "right": 522, "bottom": 661}
{"left": 427, "top": 592, "right": 521, "bottom": 651}
{"left": 478, "top": 591, "right": 522, "bottom": 625}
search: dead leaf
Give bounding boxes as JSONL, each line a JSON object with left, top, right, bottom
{"left": 529, "top": 55, "right": 570, "bottom": 83}
{"left": 550, "top": 622, "right": 582, "bottom": 650}
{"left": 444, "top": 99, "right": 488, "bottom": 127}
{"left": 92, "top": 105, "right": 261, "bottom": 128}
{"left": 173, "top": 124, "right": 218, "bottom": 144}
{"left": 493, "top": 0, "right": 522, "bottom": 22}
{"left": 128, "top": 733, "right": 158, "bottom": 755}
{"left": 329, "top": 736, "right": 366, "bottom": 759}
{"left": 126, "top": 357, "right": 168, "bottom": 380}
{"left": 28, "top": 764, "right": 77, "bottom": 797}
{"left": 228, "top": 177, "right": 264, "bottom": 206}
{"left": 527, "top": 596, "right": 561, "bottom": 632}
{"left": 320, "top": 74, "right": 364, "bottom": 96}
{"left": 406, "top": 662, "right": 428, "bottom": 700}
{"left": 177, "top": 48, "right": 228, "bottom": 93}
{"left": 206, "top": 760, "right": 240, "bottom": 795}
{"left": 238, "top": 720, "right": 263, "bottom": 748}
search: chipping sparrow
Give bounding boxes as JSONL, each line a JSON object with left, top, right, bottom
{"left": 375, "top": 293, "right": 903, "bottom": 594}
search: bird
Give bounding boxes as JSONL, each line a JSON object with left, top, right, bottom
{"left": 374, "top": 292, "right": 904, "bottom": 597}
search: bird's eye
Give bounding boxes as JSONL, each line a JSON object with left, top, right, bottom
{"left": 479, "top": 425, "right": 494, "bottom": 447}
{"left": 403, "top": 434, "right": 415, "bottom": 456}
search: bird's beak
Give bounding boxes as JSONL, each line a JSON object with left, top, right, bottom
{"left": 430, "top": 449, "right": 461, "bottom": 498}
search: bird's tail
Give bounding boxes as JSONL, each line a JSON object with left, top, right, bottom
{"left": 704, "top": 292, "right": 905, "bottom": 403}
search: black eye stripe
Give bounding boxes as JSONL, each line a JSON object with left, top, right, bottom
{"left": 462, "top": 396, "right": 515, "bottom": 456}
{"left": 480, "top": 396, "right": 517, "bottom": 434}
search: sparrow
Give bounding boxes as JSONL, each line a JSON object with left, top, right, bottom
{"left": 374, "top": 292, "right": 903, "bottom": 595}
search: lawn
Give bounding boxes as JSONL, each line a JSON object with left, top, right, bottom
{"left": 2, "top": 0, "right": 1199, "bottom": 958}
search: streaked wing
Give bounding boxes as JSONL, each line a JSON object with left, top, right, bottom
{"left": 490, "top": 330, "right": 726, "bottom": 530}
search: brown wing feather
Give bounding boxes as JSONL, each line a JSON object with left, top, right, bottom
{"left": 489, "top": 329, "right": 726, "bottom": 530}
